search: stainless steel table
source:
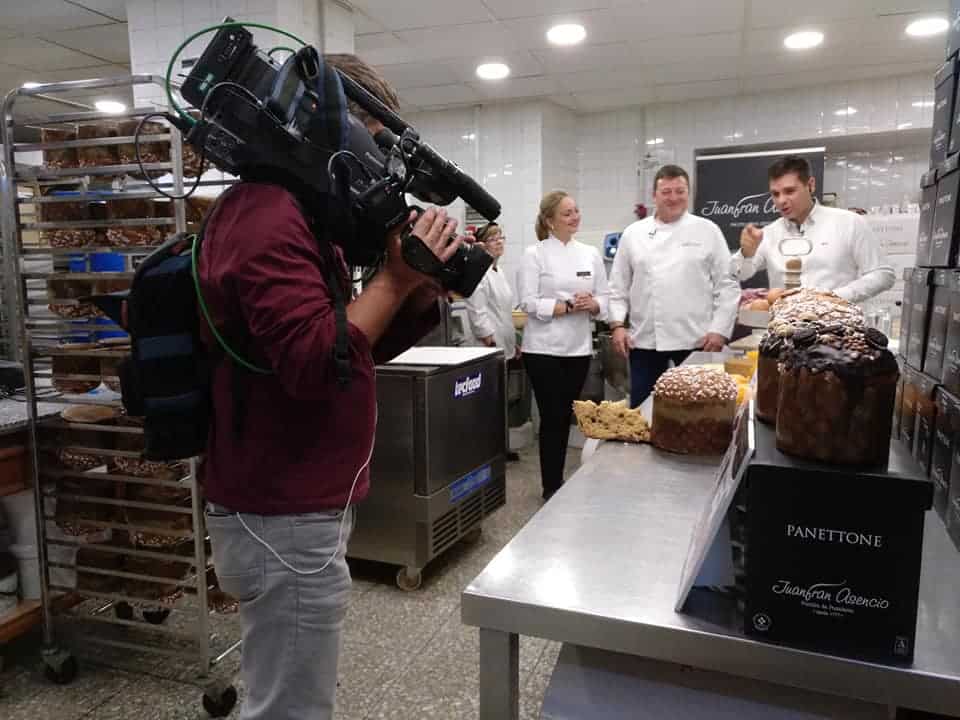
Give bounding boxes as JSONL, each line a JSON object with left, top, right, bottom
{"left": 462, "top": 427, "right": 960, "bottom": 719}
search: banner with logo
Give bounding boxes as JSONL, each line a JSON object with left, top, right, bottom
{"left": 694, "top": 147, "right": 826, "bottom": 253}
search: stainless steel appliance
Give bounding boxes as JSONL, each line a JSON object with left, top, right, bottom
{"left": 348, "top": 347, "right": 507, "bottom": 590}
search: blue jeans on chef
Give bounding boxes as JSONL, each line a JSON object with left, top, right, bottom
{"left": 629, "top": 348, "right": 693, "bottom": 408}
{"left": 205, "top": 503, "right": 355, "bottom": 720}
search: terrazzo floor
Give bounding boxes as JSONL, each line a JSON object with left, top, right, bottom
{"left": 0, "top": 444, "right": 574, "bottom": 720}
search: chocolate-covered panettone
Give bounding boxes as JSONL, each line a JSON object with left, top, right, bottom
{"left": 651, "top": 366, "right": 737, "bottom": 455}
{"left": 776, "top": 324, "right": 898, "bottom": 466}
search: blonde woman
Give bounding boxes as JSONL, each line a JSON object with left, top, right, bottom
{"left": 519, "top": 191, "right": 609, "bottom": 500}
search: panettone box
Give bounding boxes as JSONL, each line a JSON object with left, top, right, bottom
{"left": 924, "top": 269, "right": 952, "bottom": 378}
{"left": 906, "top": 268, "right": 934, "bottom": 370}
{"left": 932, "top": 387, "right": 960, "bottom": 520}
{"left": 932, "top": 57, "right": 957, "bottom": 168}
{"left": 913, "top": 371, "right": 940, "bottom": 477}
{"left": 743, "top": 421, "right": 932, "bottom": 664}
{"left": 916, "top": 170, "right": 938, "bottom": 267}
{"left": 931, "top": 154, "right": 960, "bottom": 268}
{"left": 941, "top": 270, "right": 960, "bottom": 393}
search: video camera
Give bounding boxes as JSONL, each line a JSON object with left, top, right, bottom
{"left": 172, "top": 20, "right": 499, "bottom": 296}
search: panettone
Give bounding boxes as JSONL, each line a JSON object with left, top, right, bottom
{"left": 651, "top": 366, "right": 737, "bottom": 455}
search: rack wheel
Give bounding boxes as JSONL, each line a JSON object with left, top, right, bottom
{"left": 44, "top": 654, "right": 78, "bottom": 685}
{"left": 142, "top": 608, "right": 171, "bottom": 625}
{"left": 396, "top": 567, "right": 422, "bottom": 591}
{"left": 463, "top": 527, "right": 482, "bottom": 543}
{"left": 114, "top": 602, "right": 134, "bottom": 621}
{"left": 202, "top": 684, "right": 238, "bottom": 718}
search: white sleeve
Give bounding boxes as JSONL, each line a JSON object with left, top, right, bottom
{"left": 608, "top": 230, "right": 633, "bottom": 324}
{"left": 731, "top": 234, "right": 767, "bottom": 281}
{"left": 708, "top": 225, "right": 742, "bottom": 338}
{"left": 833, "top": 216, "right": 896, "bottom": 303}
{"left": 519, "top": 247, "right": 557, "bottom": 321}
{"left": 592, "top": 249, "right": 610, "bottom": 321}
{"left": 465, "top": 273, "right": 495, "bottom": 341}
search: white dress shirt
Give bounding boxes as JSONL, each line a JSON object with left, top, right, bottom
{"left": 609, "top": 212, "right": 741, "bottom": 352}
{"left": 731, "top": 202, "right": 896, "bottom": 303}
{"left": 465, "top": 265, "right": 517, "bottom": 359}
{"left": 519, "top": 237, "right": 610, "bottom": 357}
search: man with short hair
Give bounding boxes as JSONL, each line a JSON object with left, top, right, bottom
{"left": 734, "top": 154, "right": 895, "bottom": 302}
{"left": 609, "top": 164, "right": 740, "bottom": 407}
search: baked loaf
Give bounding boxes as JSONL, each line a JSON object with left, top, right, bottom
{"left": 651, "top": 366, "right": 737, "bottom": 455}
{"left": 776, "top": 325, "right": 898, "bottom": 465}
{"left": 757, "top": 289, "right": 866, "bottom": 424}
{"left": 573, "top": 400, "right": 650, "bottom": 442}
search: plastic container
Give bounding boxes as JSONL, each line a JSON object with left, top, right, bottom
{"left": 9, "top": 543, "right": 40, "bottom": 599}
{"left": 0, "top": 488, "right": 36, "bottom": 546}
{"left": 93, "top": 317, "right": 128, "bottom": 342}
{"left": 90, "top": 252, "right": 125, "bottom": 272}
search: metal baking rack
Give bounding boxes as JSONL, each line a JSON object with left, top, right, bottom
{"left": 1, "top": 75, "right": 239, "bottom": 714}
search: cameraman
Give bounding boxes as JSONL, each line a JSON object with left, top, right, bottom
{"left": 199, "top": 55, "right": 464, "bottom": 720}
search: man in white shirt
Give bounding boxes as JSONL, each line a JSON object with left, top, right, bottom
{"left": 610, "top": 165, "right": 740, "bottom": 407}
{"left": 734, "top": 155, "right": 895, "bottom": 302}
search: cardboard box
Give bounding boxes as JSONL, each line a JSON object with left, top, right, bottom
{"left": 924, "top": 269, "right": 952, "bottom": 377}
{"left": 942, "top": 271, "right": 960, "bottom": 394}
{"left": 932, "top": 387, "right": 960, "bottom": 521}
{"left": 893, "top": 356, "right": 905, "bottom": 440}
{"left": 949, "top": 0, "right": 960, "bottom": 61}
{"left": 906, "top": 268, "right": 934, "bottom": 369}
{"left": 916, "top": 170, "right": 938, "bottom": 267}
{"left": 914, "top": 371, "right": 939, "bottom": 476}
{"left": 901, "top": 365, "right": 919, "bottom": 453}
{"left": 931, "top": 154, "right": 960, "bottom": 267}
{"left": 744, "top": 421, "right": 932, "bottom": 664}
{"left": 933, "top": 58, "right": 957, "bottom": 167}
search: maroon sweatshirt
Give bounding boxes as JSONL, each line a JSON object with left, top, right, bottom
{"left": 199, "top": 183, "right": 439, "bottom": 514}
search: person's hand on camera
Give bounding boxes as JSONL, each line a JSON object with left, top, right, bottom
{"left": 384, "top": 208, "right": 463, "bottom": 292}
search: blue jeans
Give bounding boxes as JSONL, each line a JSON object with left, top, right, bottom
{"left": 205, "top": 503, "right": 355, "bottom": 720}
{"left": 629, "top": 348, "right": 693, "bottom": 408}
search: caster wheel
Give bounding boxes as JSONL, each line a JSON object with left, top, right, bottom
{"left": 114, "top": 602, "right": 134, "bottom": 621}
{"left": 143, "top": 608, "right": 171, "bottom": 625}
{"left": 463, "top": 527, "right": 482, "bottom": 543}
{"left": 44, "top": 655, "right": 78, "bottom": 685}
{"left": 203, "top": 684, "right": 238, "bottom": 718}
{"left": 396, "top": 567, "right": 422, "bottom": 591}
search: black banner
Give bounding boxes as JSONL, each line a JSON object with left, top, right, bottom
{"left": 694, "top": 147, "right": 825, "bottom": 253}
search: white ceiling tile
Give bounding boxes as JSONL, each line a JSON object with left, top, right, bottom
{"left": 394, "top": 22, "right": 524, "bottom": 60}
{"left": 354, "top": 11, "right": 388, "bottom": 35}
{"left": 606, "top": 0, "right": 746, "bottom": 36}
{"left": 749, "top": 0, "right": 875, "bottom": 29}
{"left": 349, "top": 1, "right": 493, "bottom": 31}
{"left": 499, "top": 9, "right": 637, "bottom": 48}
{"left": 548, "top": 94, "right": 580, "bottom": 111}
{"left": 353, "top": 33, "right": 419, "bottom": 66}
{"left": 483, "top": 0, "right": 609, "bottom": 21}
{"left": 571, "top": 85, "right": 654, "bottom": 111}
{"left": 654, "top": 79, "right": 741, "bottom": 103}
{"left": 0, "top": 3, "right": 116, "bottom": 33}
{"left": 69, "top": 1, "right": 127, "bottom": 21}
{"left": 0, "top": 36, "right": 107, "bottom": 72}
{"left": 378, "top": 62, "right": 462, "bottom": 90}
{"left": 555, "top": 68, "right": 655, "bottom": 94}
{"left": 531, "top": 43, "right": 634, "bottom": 73}
{"left": 41, "top": 23, "right": 131, "bottom": 64}
{"left": 467, "top": 75, "right": 562, "bottom": 101}
{"left": 650, "top": 58, "right": 741, "bottom": 85}
{"left": 446, "top": 53, "right": 544, "bottom": 83}
{"left": 401, "top": 83, "right": 481, "bottom": 108}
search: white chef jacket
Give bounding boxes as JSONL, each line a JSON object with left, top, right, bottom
{"left": 609, "top": 212, "right": 740, "bottom": 352}
{"left": 519, "top": 237, "right": 610, "bottom": 357}
{"left": 465, "top": 265, "right": 517, "bottom": 359}
{"left": 731, "top": 202, "right": 895, "bottom": 303}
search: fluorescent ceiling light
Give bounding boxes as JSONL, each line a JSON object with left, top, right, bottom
{"left": 834, "top": 106, "right": 857, "bottom": 116}
{"left": 476, "top": 63, "right": 510, "bottom": 80}
{"left": 22, "top": 81, "right": 42, "bottom": 89}
{"left": 912, "top": 100, "right": 934, "bottom": 108}
{"left": 547, "top": 23, "right": 587, "bottom": 46}
{"left": 646, "top": 137, "right": 664, "bottom": 145}
{"left": 784, "top": 30, "right": 824, "bottom": 50}
{"left": 95, "top": 100, "right": 126, "bottom": 114}
{"left": 898, "top": 122, "right": 913, "bottom": 129}
{"left": 906, "top": 17, "right": 948, "bottom": 37}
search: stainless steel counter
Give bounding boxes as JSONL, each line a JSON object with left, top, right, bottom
{"left": 462, "top": 389, "right": 960, "bottom": 718}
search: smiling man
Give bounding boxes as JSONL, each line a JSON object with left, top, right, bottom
{"left": 733, "top": 155, "right": 895, "bottom": 302}
{"left": 609, "top": 164, "right": 740, "bottom": 407}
